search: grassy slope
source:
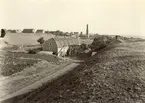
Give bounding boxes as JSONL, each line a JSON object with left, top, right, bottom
{"left": 12, "top": 41, "right": 145, "bottom": 103}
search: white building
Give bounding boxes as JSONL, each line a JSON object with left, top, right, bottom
{"left": 42, "top": 37, "right": 80, "bottom": 56}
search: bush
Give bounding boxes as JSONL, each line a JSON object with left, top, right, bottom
{"left": 27, "top": 47, "right": 43, "bottom": 54}
{"left": 94, "top": 44, "right": 107, "bottom": 51}
{"left": 90, "top": 36, "right": 109, "bottom": 51}
{"left": 28, "top": 49, "right": 37, "bottom": 54}
{"left": 80, "top": 43, "right": 87, "bottom": 50}
{"left": 1, "top": 60, "right": 38, "bottom": 76}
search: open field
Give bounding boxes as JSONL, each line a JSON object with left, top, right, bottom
{"left": 0, "top": 47, "right": 72, "bottom": 100}
{"left": 10, "top": 41, "right": 145, "bottom": 103}
{"left": 4, "top": 33, "right": 55, "bottom": 45}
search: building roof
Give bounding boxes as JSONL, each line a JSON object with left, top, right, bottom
{"left": 22, "top": 29, "right": 34, "bottom": 33}
{"left": 45, "top": 37, "right": 80, "bottom": 48}
{"left": 35, "top": 29, "right": 44, "bottom": 33}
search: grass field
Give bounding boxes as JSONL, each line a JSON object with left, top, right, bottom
{"left": 0, "top": 45, "right": 72, "bottom": 100}
{"left": 12, "top": 41, "right": 145, "bottom": 103}
{"left": 4, "top": 33, "right": 55, "bottom": 45}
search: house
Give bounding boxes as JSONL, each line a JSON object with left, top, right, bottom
{"left": 42, "top": 37, "right": 80, "bottom": 56}
{"left": 22, "top": 29, "right": 35, "bottom": 33}
{"left": 35, "top": 29, "right": 45, "bottom": 33}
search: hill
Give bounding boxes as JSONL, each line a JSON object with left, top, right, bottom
{"left": 13, "top": 41, "right": 145, "bottom": 103}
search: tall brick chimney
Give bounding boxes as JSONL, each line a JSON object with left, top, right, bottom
{"left": 86, "top": 24, "right": 89, "bottom": 38}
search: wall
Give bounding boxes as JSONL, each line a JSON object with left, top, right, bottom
{"left": 57, "top": 46, "right": 69, "bottom": 57}
{"left": 43, "top": 38, "right": 57, "bottom": 53}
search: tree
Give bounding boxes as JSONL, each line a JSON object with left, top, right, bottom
{"left": 1, "top": 29, "right": 6, "bottom": 38}
{"left": 80, "top": 43, "right": 87, "bottom": 50}
{"left": 37, "top": 37, "right": 45, "bottom": 44}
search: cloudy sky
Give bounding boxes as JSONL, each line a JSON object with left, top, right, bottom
{"left": 0, "top": 0, "right": 145, "bottom": 38}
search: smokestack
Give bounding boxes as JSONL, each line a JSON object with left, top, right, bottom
{"left": 86, "top": 24, "right": 89, "bottom": 38}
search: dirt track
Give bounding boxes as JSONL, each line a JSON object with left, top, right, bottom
{"left": 3, "top": 41, "right": 145, "bottom": 103}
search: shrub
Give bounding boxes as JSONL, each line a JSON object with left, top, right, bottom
{"left": 28, "top": 49, "right": 37, "bottom": 54}
{"left": 91, "top": 36, "right": 108, "bottom": 51}
{"left": 80, "top": 43, "right": 87, "bottom": 50}
{"left": 27, "top": 47, "right": 43, "bottom": 54}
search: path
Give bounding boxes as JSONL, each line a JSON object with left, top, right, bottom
{"left": 0, "top": 63, "right": 79, "bottom": 102}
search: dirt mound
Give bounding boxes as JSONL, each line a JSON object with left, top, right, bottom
{"left": 14, "top": 42, "right": 145, "bottom": 103}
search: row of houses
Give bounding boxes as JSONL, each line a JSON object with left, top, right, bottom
{"left": 7, "top": 29, "right": 45, "bottom": 33}
{"left": 6, "top": 29, "right": 80, "bottom": 35}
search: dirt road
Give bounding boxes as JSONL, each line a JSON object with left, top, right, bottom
{"left": 0, "top": 63, "right": 79, "bottom": 102}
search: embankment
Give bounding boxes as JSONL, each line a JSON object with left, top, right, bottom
{"left": 9, "top": 41, "right": 145, "bottom": 103}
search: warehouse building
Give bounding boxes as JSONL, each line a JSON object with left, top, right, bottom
{"left": 43, "top": 37, "right": 80, "bottom": 56}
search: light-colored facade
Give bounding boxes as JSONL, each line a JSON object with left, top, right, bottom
{"left": 43, "top": 37, "right": 80, "bottom": 56}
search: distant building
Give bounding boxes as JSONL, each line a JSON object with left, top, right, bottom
{"left": 22, "top": 29, "right": 35, "bottom": 33}
{"left": 74, "top": 32, "right": 79, "bottom": 35}
{"left": 44, "top": 30, "right": 49, "bottom": 34}
{"left": 79, "top": 32, "right": 88, "bottom": 39}
{"left": 35, "top": 29, "right": 45, "bottom": 33}
{"left": 43, "top": 37, "right": 80, "bottom": 56}
{"left": 7, "top": 29, "right": 17, "bottom": 33}
{"left": 49, "top": 31, "right": 57, "bottom": 34}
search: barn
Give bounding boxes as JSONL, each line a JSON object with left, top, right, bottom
{"left": 43, "top": 37, "right": 80, "bottom": 56}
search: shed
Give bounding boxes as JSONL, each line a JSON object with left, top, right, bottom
{"left": 43, "top": 37, "right": 80, "bottom": 56}
{"left": 22, "top": 29, "right": 35, "bottom": 33}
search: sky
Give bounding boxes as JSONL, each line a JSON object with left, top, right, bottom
{"left": 0, "top": 0, "right": 145, "bottom": 38}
